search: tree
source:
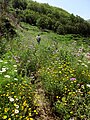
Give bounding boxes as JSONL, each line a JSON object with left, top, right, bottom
{"left": 56, "top": 24, "right": 65, "bottom": 34}
{"left": 12, "top": 0, "right": 27, "bottom": 10}
{"left": 53, "top": 21, "right": 60, "bottom": 32}
{"left": 0, "top": 0, "right": 10, "bottom": 13}
{"left": 36, "top": 16, "right": 51, "bottom": 29}
{"left": 25, "top": 11, "right": 37, "bottom": 25}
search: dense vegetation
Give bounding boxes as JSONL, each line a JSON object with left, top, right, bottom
{"left": 0, "top": 0, "right": 90, "bottom": 120}
{"left": 11, "top": 0, "right": 90, "bottom": 36}
{"left": 1, "top": 0, "right": 90, "bottom": 37}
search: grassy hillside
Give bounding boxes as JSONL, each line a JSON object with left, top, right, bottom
{"left": 0, "top": 22, "right": 90, "bottom": 119}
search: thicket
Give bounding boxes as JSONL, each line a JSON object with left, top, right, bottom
{"left": 0, "top": 0, "right": 16, "bottom": 56}
{"left": 1, "top": 0, "right": 90, "bottom": 38}
{"left": 11, "top": 0, "right": 90, "bottom": 36}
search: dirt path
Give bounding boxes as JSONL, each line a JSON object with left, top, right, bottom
{"left": 34, "top": 81, "right": 58, "bottom": 120}
{"left": 19, "top": 25, "right": 59, "bottom": 120}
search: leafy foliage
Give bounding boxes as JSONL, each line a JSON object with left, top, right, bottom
{"left": 10, "top": 0, "right": 90, "bottom": 36}
{"left": 12, "top": 0, "right": 27, "bottom": 10}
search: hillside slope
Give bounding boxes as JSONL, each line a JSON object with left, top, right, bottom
{"left": 0, "top": 20, "right": 90, "bottom": 120}
{"left": 4, "top": 0, "right": 90, "bottom": 36}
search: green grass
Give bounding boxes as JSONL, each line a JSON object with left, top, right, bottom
{"left": 0, "top": 22, "right": 90, "bottom": 120}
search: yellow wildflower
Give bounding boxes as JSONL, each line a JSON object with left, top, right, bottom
{"left": 20, "top": 116, "right": 23, "bottom": 119}
{"left": 29, "top": 113, "right": 32, "bottom": 116}
{"left": 70, "top": 111, "right": 73, "bottom": 114}
{"left": 3, "top": 115, "right": 7, "bottom": 119}
{"left": 22, "top": 106, "right": 24, "bottom": 110}
{"left": 34, "top": 110, "right": 36, "bottom": 113}
{"left": 4, "top": 108, "right": 9, "bottom": 112}
{"left": 30, "top": 118, "right": 33, "bottom": 120}
{"left": 8, "top": 118, "right": 11, "bottom": 120}
{"left": 23, "top": 100, "right": 27, "bottom": 106}
{"left": 56, "top": 96, "right": 59, "bottom": 98}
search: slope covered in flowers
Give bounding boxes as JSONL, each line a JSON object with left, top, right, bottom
{"left": 0, "top": 22, "right": 90, "bottom": 119}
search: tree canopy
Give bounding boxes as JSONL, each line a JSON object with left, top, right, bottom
{"left": 1, "top": 0, "right": 90, "bottom": 36}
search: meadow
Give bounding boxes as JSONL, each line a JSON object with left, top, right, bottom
{"left": 0, "top": 22, "right": 90, "bottom": 120}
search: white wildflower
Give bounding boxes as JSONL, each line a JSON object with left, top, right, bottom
{"left": 9, "top": 97, "right": 14, "bottom": 102}
{"left": 13, "top": 65, "right": 17, "bottom": 67}
{"left": 81, "top": 63, "right": 85, "bottom": 66}
{"left": 14, "top": 103, "right": 19, "bottom": 108}
{"left": 87, "top": 84, "right": 90, "bottom": 87}
{"left": 78, "top": 60, "right": 82, "bottom": 62}
{"left": 2, "top": 68, "right": 6, "bottom": 72}
{"left": 81, "top": 85, "right": 85, "bottom": 89}
{"left": 14, "top": 78, "right": 18, "bottom": 81}
{"left": 16, "top": 98, "right": 19, "bottom": 101}
{"left": 88, "top": 61, "right": 90, "bottom": 64}
{"left": 14, "top": 70, "right": 17, "bottom": 72}
{"left": 84, "top": 64, "right": 88, "bottom": 68}
{"left": 27, "top": 60, "right": 30, "bottom": 63}
{"left": 81, "top": 63, "right": 88, "bottom": 67}
{"left": 11, "top": 114, "right": 14, "bottom": 116}
{"left": 0, "top": 68, "right": 7, "bottom": 73}
{"left": 4, "top": 61, "right": 8, "bottom": 64}
{"left": 4, "top": 75, "right": 10, "bottom": 78}
{"left": 15, "top": 109, "right": 19, "bottom": 114}
{"left": 16, "top": 105, "right": 19, "bottom": 109}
